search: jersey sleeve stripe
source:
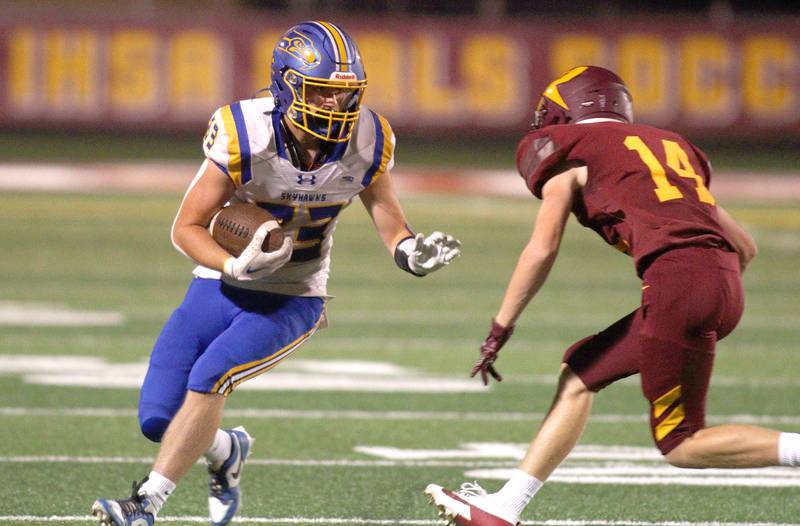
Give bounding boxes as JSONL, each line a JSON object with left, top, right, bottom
{"left": 361, "top": 110, "right": 389, "bottom": 187}
{"left": 230, "top": 102, "right": 253, "bottom": 184}
{"left": 375, "top": 113, "right": 393, "bottom": 179}
{"left": 219, "top": 105, "right": 242, "bottom": 186}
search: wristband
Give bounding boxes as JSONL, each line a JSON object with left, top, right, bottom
{"left": 393, "top": 236, "right": 423, "bottom": 277}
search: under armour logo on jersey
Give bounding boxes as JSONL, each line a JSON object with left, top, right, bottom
{"left": 297, "top": 174, "right": 317, "bottom": 186}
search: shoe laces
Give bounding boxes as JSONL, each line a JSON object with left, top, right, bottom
{"left": 208, "top": 466, "right": 228, "bottom": 498}
{"left": 118, "top": 479, "right": 149, "bottom": 515}
{"left": 456, "top": 481, "right": 489, "bottom": 499}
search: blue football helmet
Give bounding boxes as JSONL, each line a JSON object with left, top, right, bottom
{"left": 270, "top": 21, "right": 367, "bottom": 142}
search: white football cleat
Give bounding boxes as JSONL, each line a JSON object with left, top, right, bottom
{"left": 425, "top": 482, "right": 520, "bottom": 526}
{"left": 208, "top": 426, "right": 254, "bottom": 526}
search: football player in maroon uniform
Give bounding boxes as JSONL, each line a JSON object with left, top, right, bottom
{"left": 425, "top": 65, "right": 800, "bottom": 526}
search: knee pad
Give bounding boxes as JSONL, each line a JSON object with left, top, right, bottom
{"left": 139, "top": 416, "right": 170, "bottom": 443}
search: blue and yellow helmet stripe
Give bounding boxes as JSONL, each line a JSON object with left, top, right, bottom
{"left": 312, "top": 20, "right": 351, "bottom": 71}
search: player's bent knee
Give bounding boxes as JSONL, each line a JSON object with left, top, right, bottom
{"left": 559, "top": 365, "right": 592, "bottom": 398}
{"left": 664, "top": 446, "right": 699, "bottom": 468}
{"left": 140, "top": 416, "right": 170, "bottom": 443}
{"left": 658, "top": 433, "right": 703, "bottom": 468}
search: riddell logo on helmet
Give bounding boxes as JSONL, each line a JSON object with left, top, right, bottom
{"left": 329, "top": 72, "right": 357, "bottom": 80}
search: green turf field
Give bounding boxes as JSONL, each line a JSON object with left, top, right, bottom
{"left": 0, "top": 190, "right": 798, "bottom": 525}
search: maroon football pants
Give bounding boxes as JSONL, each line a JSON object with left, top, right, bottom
{"left": 564, "top": 246, "right": 744, "bottom": 454}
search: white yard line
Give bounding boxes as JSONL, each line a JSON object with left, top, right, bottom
{"left": 0, "top": 302, "right": 124, "bottom": 327}
{"left": 2, "top": 407, "right": 799, "bottom": 425}
{"left": 1, "top": 517, "right": 798, "bottom": 526}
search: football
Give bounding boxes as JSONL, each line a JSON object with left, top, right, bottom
{"left": 210, "top": 203, "right": 284, "bottom": 257}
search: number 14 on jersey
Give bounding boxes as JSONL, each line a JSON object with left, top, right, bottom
{"left": 625, "top": 135, "right": 716, "bottom": 205}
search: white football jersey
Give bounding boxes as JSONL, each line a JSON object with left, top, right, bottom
{"left": 193, "top": 96, "right": 395, "bottom": 297}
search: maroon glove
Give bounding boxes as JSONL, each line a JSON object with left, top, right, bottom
{"left": 470, "top": 318, "right": 515, "bottom": 385}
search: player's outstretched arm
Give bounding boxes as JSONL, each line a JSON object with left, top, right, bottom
{"left": 171, "top": 160, "right": 237, "bottom": 271}
{"left": 360, "top": 171, "right": 461, "bottom": 276}
{"left": 717, "top": 205, "right": 758, "bottom": 272}
{"left": 471, "top": 167, "right": 581, "bottom": 385}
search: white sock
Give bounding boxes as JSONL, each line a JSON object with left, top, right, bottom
{"left": 204, "top": 428, "right": 232, "bottom": 469}
{"left": 138, "top": 471, "right": 176, "bottom": 516}
{"left": 778, "top": 432, "right": 800, "bottom": 466}
{"left": 492, "top": 469, "right": 544, "bottom": 519}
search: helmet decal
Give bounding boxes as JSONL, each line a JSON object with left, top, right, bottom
{"left": 543, "top": 66, "right": 588, "bottom": 110}
{"left": 277, "top": 31, "right": 321, "bottom": 71}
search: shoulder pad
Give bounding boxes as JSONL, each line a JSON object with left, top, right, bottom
{"left": 516, "top": 130, "right": 562, "bottom": 198}
{"left": 354, "top": 109, "right": 396, "bottom": 187}
{"left": 203, "top": 102, "right": 253, "bottom": 187}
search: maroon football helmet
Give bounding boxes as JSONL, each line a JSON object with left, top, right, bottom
{"left": 532, "top": 66, "right": 633, "bottom": 129}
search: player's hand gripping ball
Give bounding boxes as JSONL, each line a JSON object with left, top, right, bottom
{"left": 210, "top": 203, "right": 284, "bottom": 257}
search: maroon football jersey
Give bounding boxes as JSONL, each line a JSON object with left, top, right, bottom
{"left": 517, "top": 121, "right": 735, "bottom": 276}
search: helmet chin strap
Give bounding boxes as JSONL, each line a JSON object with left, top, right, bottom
{"left": 281, "top": 115, "right": 332, "bottom": 171}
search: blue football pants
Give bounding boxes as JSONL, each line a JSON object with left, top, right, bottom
{"left": 138, "top": 278, "right": 324, "bottom": 442}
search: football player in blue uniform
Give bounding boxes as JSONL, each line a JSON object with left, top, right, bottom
{"left": 91, "top": 21, "right": 461, "bottom": 526}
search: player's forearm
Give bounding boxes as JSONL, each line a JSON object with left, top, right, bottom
{"left": 495, "top": 247, "right": 557, "bottom": 327}
{"left": 377, "top": 216, "right": 414, "bottom": 255}
{"left": 717, "top": 206, "right": 758, "bottom": 272}
{"left": 361, "top": 190, "right": 413, "bottom": 254}
{"left": 172, "top": 223, "right": 231, "bottom": 271}
{"left": 733, "top": 231, "right": 758, "bottom": 271}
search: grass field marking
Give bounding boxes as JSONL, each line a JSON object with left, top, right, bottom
{"left": 4, "top": 452, "right": 800, "bottom": 488}
{"left": 468, "top": 469, "right": 800, "bottom": 487}
{"left": 355, "top": 444, "right": 665, "bottom": 461}
{"left": 0, "top": 301, "right": 124, "bottom": 327}
{"left": 359, "top": 444, "right": 800, "bottom": 487}
{"left": 3, "top": 407, "right": 800, "bottom": 425}
{"left": 0, "top": 356, "right": 483, "bottom": 393}
{"left": 3, "top": 354, "right": 800, "bottom": 390}
{"left": 3, "top": 517, "right": 799, "bottom": 526}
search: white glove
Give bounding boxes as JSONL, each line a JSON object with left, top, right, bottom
{"left": 223, "top": 223, "right": 293, "bottom": 280}
{"left": 397, "top": 231, "right": 461, "bottom": 276}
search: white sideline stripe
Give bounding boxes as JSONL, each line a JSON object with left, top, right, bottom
{"left": 2, "top": 517, "right": 798, "bottom": 526}
{"left": 4, "top": 455, "right": 800, "bottom": 479}
{"left": 3, "top": 355, "right": 800, "bottom": 390}
{"left": 2, "top": 407, "right": 800, "bottom": 426}
{"left": 0, "top": 302, "right": 124, "bottom": 327}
